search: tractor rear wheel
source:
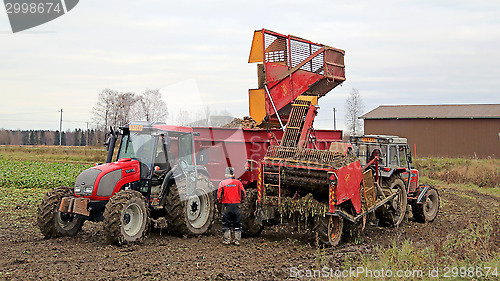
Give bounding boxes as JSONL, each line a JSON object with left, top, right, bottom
{"left": 37, "top": 186, "right": 83, "bottom": 238}
{"left": 377, "top": 178, "right": 407, "bottom": 226}
{"left": 412, "top": 187, "right": 439, "bottom": 223}
{"left": 241, "top": 189, "right": 263, "bottom": 237}
{"left": 313, "top": 215, "right": 343, "bottom": 246}
{"left": 165, "top": 174, "right": 215, "bottom": 236}
{"left": 103, "top": 190, "right": 149, "bottom": 245}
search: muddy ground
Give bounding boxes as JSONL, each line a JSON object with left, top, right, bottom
{"left": 0, "top": 187, "right": 499, "bottom": 281}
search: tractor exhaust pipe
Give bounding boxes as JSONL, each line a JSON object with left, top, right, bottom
{"left": 105, "top": 127, "right": 118, "bottom": 163}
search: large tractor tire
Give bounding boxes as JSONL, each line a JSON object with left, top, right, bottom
{"left": 103, "top": 190, "right": 149, "bottom": 245}
{"left": 377, "top": 178, "right": 408, "bottom": 227}
{"left": 412, "top": 186, "right": 439, "bottom": 223}
{"left": 37, "top": 186, "right": 84, "bottom": 238}
{"left": 312, "top": 215, "right": 344, "bottom": 246}
{"left": 241, "top": 189, "right": 263, "bottom": 237}
{"left": 165, "top": 174, "right": 215, "bottom": 236}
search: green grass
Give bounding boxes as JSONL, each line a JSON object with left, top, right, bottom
{"left": 415, "top": 157, "right": 500, "bottom": 188}
{"left": 0, "top": 157, "right": 92, "bottom": 189}
{"left": 0, "top": 187, "right": 48, "bottom": 225}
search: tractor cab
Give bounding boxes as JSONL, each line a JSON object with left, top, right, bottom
{"left": 350, "top": 135, "right": 418, "bottom": 193}
{"left": 73, "top": 121, "right": 200, "bottom": 203}
{"left": 350, "top": 135, "right": 412, "bottom": 168}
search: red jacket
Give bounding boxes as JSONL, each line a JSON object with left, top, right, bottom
{"left": 217, "top": 178, "right": 245, "bottom": 204}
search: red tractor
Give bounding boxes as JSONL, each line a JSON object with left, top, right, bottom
{"left": 349, "top": 135, "right": 440, "bottom": 224}
{"left": 37, "top": 122, "right": 216, "bottom": 244}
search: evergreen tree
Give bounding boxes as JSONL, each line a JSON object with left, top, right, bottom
{"left": 33, "top": 130, "right": 39, "bottom": 145}
{"left": 81, "top": 130, "right": 86, "bottom": 146}
{"left": 74, "top": 129, "right": 80, "bottom": 146}
{"left": 28, "top": 130, "right": 35, "bottom": 145}
{"left": 40, "top": 130, "right": 46, "bottom": 145}
{"left": 54, "top": 130, "right": 60, "bottom": 145}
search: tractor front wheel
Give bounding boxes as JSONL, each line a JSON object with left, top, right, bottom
{"left": 103, "top": 190, "right": 149, "bottom": 245}
{"left": 412, "top": 186, "right": 439, "bottom": 223}
{"left": 54, "top": 211, "right": 84, "bottom": 236}
{"left": 37, "top": 186, "right": 83, "bottom": 238}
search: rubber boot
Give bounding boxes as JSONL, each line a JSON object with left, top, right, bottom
{"left": 223, "top": 230, "right": 231, "bottom": 245}
{"left": 234, "top": 230, "right": 241, "bottom": 246}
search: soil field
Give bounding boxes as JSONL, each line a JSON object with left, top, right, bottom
{"left": 0, "top": 185, "right": 498, "bottom": 280}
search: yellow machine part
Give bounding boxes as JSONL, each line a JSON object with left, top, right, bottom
{"left": 295, "top": 95, "right": 318, "bottom": 106}
{"left": 249, "top": 88, "right": 266, "bottom": 124}
{"left": 248, "top": 30, "right": 264, "bottom": 63}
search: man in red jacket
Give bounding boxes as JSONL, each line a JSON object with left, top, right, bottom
{"left": 217, "top": 167, "right": 246, "bottom": 245}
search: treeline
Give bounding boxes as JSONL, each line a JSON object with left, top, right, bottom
{"left": 0, "top": 129, "right": 106, "bottom": 146}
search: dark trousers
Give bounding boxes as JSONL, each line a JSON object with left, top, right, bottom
{"left": 222, "top": 204, "right": 242, "bottom": 232}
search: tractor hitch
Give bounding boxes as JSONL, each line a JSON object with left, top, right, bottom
{"left": 58, "top": 197, "right": 91, "bottom": 217}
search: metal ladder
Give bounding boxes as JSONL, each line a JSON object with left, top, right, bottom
{"left": 261, "top": 161, "right": 283, "bottom": 204}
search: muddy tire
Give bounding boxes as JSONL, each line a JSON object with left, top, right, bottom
{"left": 37, "top": 186, "right": 82, "bottom": 238}
{"left": 54, "top": 211, "right": 84, "bottom": 236}
{"left": 313, "top": 215, "right": 343, "bottom": 246}
{"left": 103, "top": 190, "right": 149, "bottom": 245}
{"left": 241, "top": 189, "right": 263, "bottom": 237}
{"left": 165, "top": 174, "right": 215, "bottom": 236}
{"left": 377, "top": 178, "right": 408, "bottom": 226}
{"left": 412, "top": 187, "right": 439, "bottom": 223}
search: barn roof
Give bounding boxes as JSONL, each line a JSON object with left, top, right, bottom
{"left": 360, "top": 104, "right": 500, "bottom": 119}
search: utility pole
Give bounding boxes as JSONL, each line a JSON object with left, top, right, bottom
{"left": 332, "top": 107, "right": 336, "bottom": 130}
{"left": 59, "top": 109, "right": 63, "bottom": 146}
{"left": 86, "top": 122, "right": 89, "bottom": 146}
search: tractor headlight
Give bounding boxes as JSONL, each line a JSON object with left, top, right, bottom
{"left": 83, "top": 186, "right": 94, "bottom": 196}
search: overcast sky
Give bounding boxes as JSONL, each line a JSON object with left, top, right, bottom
{"left": 1, "top": 0, "right": 499, "bottom": 131}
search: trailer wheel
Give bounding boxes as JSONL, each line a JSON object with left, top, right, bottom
{"left": 103, "top": 190, "right": 149, "bottom": 245}
{"left": 241, "top": 189, "right": 263, "bottom": 237}
{"left": 37, "top": 186, "right": 82, "bottom": 238}
{"left": 412, "top": 187, "right": 439, "bottom": 223}
{"left": 165, "top": 174, "right": 215, "bottom": 236}
{"left": 313, "top": 215, "right": 343, "bottom": 246}
{"left": 377, "top": 178, "right": 407, "bottom": 226}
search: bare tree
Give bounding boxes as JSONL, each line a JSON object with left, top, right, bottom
{"left": 92, "top": 89, "right": 118, "bottom": 130}
{"left": 112, "top": 92, "right": 140, "bottom": 126}
{"left": 344, "top": 88, "right": 364, "bottom": 136}
{"left": 92, "top": 89, "right": 140, "bottom": 129}
{"left": 134, "top": 89, "right": 168, "bottom": 122}
{"left": 175, "top": 109, "right": 192, "bottom": 126}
